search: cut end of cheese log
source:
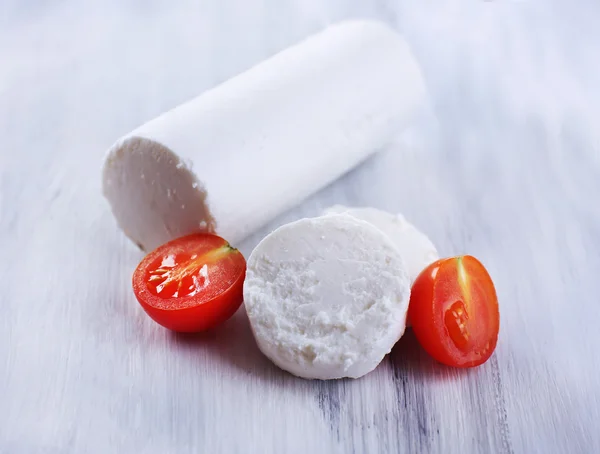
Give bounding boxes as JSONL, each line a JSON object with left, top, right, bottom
{"left": 244, "top": 214, "right": 411, "bottom": 379}
{"left": 102, "top": 20, "right": 428, "bottom": 251}
{"left": 103, "top": 137, "right": 215, "bottom": 251}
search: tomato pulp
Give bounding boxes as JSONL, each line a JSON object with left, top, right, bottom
{"left": 409, "top": 255, "right": 499, "bottom": 367}
{"left": 132, "top": 233, "right": 246, "bottom": 332}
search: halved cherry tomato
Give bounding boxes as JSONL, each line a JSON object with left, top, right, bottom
{"left": 409, "top": 255, "right": 499, "bottom": 368}
{"left": 132, "top": 233, "right": 246, "bottom": 332}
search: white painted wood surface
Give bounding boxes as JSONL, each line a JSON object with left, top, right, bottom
{"left": 1, "top": 1, "right": 599, "bottom": 453}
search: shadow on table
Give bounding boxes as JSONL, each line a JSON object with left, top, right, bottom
{"left": 170, "top": 311, "right": 474, "bottom": 387}
{"left": 170, "top": 308, "right": 291, "bottom": 386}
{"left": 389, "top": 330, "right": 472, "bottom": 382}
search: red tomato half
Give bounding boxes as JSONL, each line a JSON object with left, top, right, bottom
{"left": 132, "top": 233, "right": 246, "bottom": 333}
{"left": 409, "top": 255, "right": 499, "bottom": 368}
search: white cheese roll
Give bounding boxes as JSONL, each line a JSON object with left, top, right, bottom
{"left": 102, "top": 20, "right": 427, "bottom": 251}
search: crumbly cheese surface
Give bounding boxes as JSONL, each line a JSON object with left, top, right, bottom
{"left": 244, "top": 214, "right": 410, "bottom": 379}
{"left": 323, "top": 205, "right": 439, "bottom": 284}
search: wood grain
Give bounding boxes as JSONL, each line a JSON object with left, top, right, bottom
{"left": 1, "top": 1, "right": 599, "bottom": 453}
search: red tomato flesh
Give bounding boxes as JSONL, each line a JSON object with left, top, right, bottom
{"left": 132, "top": 233, "right": 246, "bottom": 332}
{"left": 408, "top": 255, "right": 499, "bottom": 368}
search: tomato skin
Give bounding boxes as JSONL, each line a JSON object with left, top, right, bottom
{"left": 132, "top": 233, "right": 246, "bottom": 333}
{"left": 136, "top": 269, "right": 245, "bottom": 333}
{"left": 409, "top": 256, "right": 499, "bottom": 368}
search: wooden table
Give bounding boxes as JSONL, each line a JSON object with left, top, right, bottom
{"left": 1, "top": 1, "right": 599, "bottom": 453}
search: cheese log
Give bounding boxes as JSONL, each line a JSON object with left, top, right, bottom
{"left": 243, "top": 214, "right": 411, "bottom": 379}
{"left": 102, "top": 20, "right": 427, "bottom": 251}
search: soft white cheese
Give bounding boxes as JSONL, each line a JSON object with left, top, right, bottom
{"left": 102, "top": 20, "right": 427, "bottom": 251}
{"left": 323, "top": 205, "right": 439, "bottom": 284}
{"left": 243, "top": 214, "right": 411, "bottom": 380}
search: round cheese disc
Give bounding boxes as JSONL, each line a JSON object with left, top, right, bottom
{"left": 243, "top": 214, "right": 411, "bottom": 379}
